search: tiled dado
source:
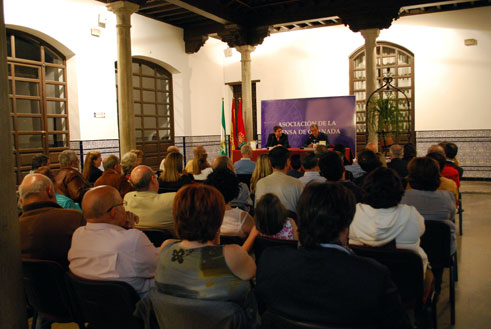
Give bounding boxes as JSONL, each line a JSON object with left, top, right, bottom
{"left": 416, "top": 130, "right": 491, "bottom": 179}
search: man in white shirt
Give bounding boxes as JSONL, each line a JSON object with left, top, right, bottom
{"left": 255, "top": 146, "right": 304, "bottom": 215}
{"left": 68, "top": 185, "right": 159, "bottom": 296}
{"left": 125, "top": 165, "right": 176, "bottom": 231}
{"left": 299, "top": 152, "right": 326, "bottom": 185}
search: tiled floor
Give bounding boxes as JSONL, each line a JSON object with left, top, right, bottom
{"left": 36, "top": 181, "right": 491, "bottom": 329}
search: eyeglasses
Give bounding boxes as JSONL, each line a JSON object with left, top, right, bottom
{"left": 106, "top": 201, "right": 127, "bottom": 213}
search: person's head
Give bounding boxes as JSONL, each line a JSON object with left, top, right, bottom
{"left": 403, "top": 143, "right": 416, "bottom": 160}
{"left": 358, "top": 149, "right": 382, "bottom": 173}
{"left": 296, "top": 183, "right": 356, "bottom": 248}
{"left": 103, "top": 154, "right": 121, "bottom": 172}
{"left": 167, "top": 145, "right": 179, "bottom": 154}
{"left": 254, "top": 193, "right": 288, "bottom": 236}
{"left": 389, "top": 144, "right": 403, "bottom": 159}
{"left": 86, "top": 151, "right": 102, "bottom": 169}
{"left": 269, "top": 146, "right": 290, "bottom": 170}
{"left": 426, "top": 152, "right": 445, "bottom": 173}
{"left": 365, "top": 142, "right": 378, "bottom": 153}
{"left": 333, "top": 144, "right": 346, "bottom": 154}
{"left": 173, "top": 184, "right": 225, "bottom": 243}
{"left": 18, "top": 174, "right": 56, "bottom": 205}
{"left": 161, "top": 151, "right": 184, "bottom": 183}
{"left": 82, "top": 185, "right": 127, "bottom": 226}
{"left": 192, "top": 146, "right": 209, "bottom": 174}
{"left": 250, "top": 153, "right": 273, "bottom": 193}
{"left": 289, "top": 154, "right": 301, "bottom": 171}
{"left": 314, "top": 145, "right": 329, "bottom": 158}
{"left": 443, "top": 142, "right": 458, "bottom": 160}
{"left": 318, "top": 151, "right": 344, "bottom": 181}
{"left": 130, "top": 149, "right": 144, "bottom": 166}
{"left": 121, "top": 152, "right": 138, "bottom": 176}
{"left": 301, "top": 152, "right": 318, "bottom": 171}
{"left": 59, "top": 150, "right": 79, "bottom": 168}
{"left": 204, "top": 169, "right": 239, "bottom": 204}
{"left": 310, "top": 124, "right": 319, "bottom": 138}
{"left": 240, "top": 144, "right": 253, "bottom": 158}
{"left": 32, "top": 154, "right": 49, "bottom": 170}
{"left": 362, "top": 167, "right": 404, "bottom": 209}
{"left": 130, "top": 165, "right": 158, "bottom": 192}
{"left": 427, "top": 144, "right": 445, "bottom": 157}
{"left": 212, "top": 155, "right": 234, "bottom": 173}
{"left": 407, "top": 157, "right": 440, "bottom": 191}
{"left": 273, "top": 125, "right": 283, "bottom": 138}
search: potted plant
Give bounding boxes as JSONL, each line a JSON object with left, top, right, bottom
{"left": 367, "top": 93, "right": 403, "bottom": 150}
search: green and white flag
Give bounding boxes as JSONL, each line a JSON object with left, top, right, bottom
{"left": 220, "top": 98, "right": 227, "bottom": 155}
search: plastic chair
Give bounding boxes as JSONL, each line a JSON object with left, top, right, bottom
{"left": 65, "top": 272, "right": 143, "bottom": 329}
{"left": 21, "top": 259, "right": 85, "bottom": 329}
{"left": 253, "top": 236, "right": 298, "bottom": 263}
{"left": 260, "top": 310, "right": 377, "bottom": 329}
{"left": 139, "top": 228, "right": 175, "bottom": 247}
{"left": 350, "top": 245, "right": 435, "bottom": 329}
{"left": 420, "top": 220, "right": 457, "bottom": 325}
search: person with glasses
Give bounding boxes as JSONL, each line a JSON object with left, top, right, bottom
{"left": 68, "top": 185, "right": 159, "bottom": 297}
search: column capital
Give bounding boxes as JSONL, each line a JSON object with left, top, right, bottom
{"left": 236, "top": 45, "right": 256, "bottom": 57}
{"left": 106, "top": 1, "right": 140, "bottom": 16}
{"left": 360, "top": 28, "right": 380, "bottom": 43}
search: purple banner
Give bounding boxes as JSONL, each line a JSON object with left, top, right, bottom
{"left": 261, "top": 96, "right": 356, "bottom": 157}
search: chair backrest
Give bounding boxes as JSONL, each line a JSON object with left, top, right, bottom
{"left": 349, "top": 245, "right": 424, "bottom": 310}
{"left": 253, "top": 236, "right": 298, "bottom": 263}
{"left": 65, "top": 272, "right": 143, "bottom": 329}
{"left": 21, "top": 258, "right": 76, "bottom": 322}
{"left": 220, "top": 235, "right": 245, "bottom": 245}
{"left": 420, "top": 220, "right": 452, "bottom": 267}
{"left": 237, "top": 174, "right": 252, "bottom": 189}
{"left": 139, "top": 228, "right": 175, "bottom": 247}
{"left": 260, "top": 311, "right": 377, "bottom": 329}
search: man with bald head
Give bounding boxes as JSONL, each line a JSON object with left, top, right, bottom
{"left": 68, "top": 185, "right": 159, "bottom": 296}
{"left": 124, "top": 165, "right": 176, "bottom": 231}
{"left": 18, "top": 174, "right": 85, "bottom": 269}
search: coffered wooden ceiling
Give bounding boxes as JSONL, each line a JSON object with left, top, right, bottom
{"left": 98, "top": 0, "right": 491, "bottom": 52}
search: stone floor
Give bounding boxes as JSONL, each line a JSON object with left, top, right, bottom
{"left": 38, "top": 181, "right": 491, "bottom": 329}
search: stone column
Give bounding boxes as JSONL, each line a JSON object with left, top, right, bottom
{"left": 360, "top": 28, "right": 380, "bottom": 145}
{"left": 0, "top": 1, "right": 28, "bottom": 328}
{"left": 236, "top": 45, "right": 256, "bottom": 142}
{"left": 107, "top": 1, "right": 139, "bottom": 155}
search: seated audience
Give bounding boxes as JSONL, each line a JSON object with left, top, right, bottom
{"left": 425, "top": 152, "right": 459, "bottom": 203}
{"left": 250, "top": 153, "right": 272, "bottom": 194}
{"left": 125, "top": 165, "right": 176, "bottom": 231}
{"left": 255, "top": 146, "right": 304, "bottom": 215}
{"left": 387, "top": 144, "right": 408, "bottom": 179}
{"left": 349, "top": 167, "right": 428, "bottom": 272}
{"left": 313, "top": 144, "right": 329, "bottom": 158}
{"left": 19, "top": 174, "right": 85, "bottom": 269}
{"left": 333, "top": 143, "right": 352, "bottom": 165}
{"left": 402, "top": 143, "right": 417, "bottom": 168}
{"left": 265, "top": 125, "right": 290, "bottom": 148}
{"left": 440, "top": 141, "right": 464, "bottom": 179}
{"left": 69, "top": 185, "right": 158, "bottom": 296}
{"left": 130, "top": 149, "right": 144, "bottom": 166}
{"left": 159, "top": 145, "right": 180, "bottom": 171}
{"left": 121, "top": 151, "right": 138, "bottom": 178}
{"left": 353, "top": 149, "right": 382, "bottom": 186}
{"left": 30, "top": 154, "right": 50, "bottom": 174}
{"left": 255, "top": 183, "right": 412, "bottom": 328}
{"left": 158, "top": 151, "right": 193, "bottom": 193}
{"left": 242, "top": 193, "right": 298, "bottom": 252}
{"left": 299, "top": 152, "right": 326, "bottom": 185}
{"left": 286, "top": 154, "right": 303, "bottom": 178}
{"left": 155, "top": 184, "right": 255, "bottom": 304}
{"left": 401, "top": 157, "right": 456, "bottom": 254}
{"left": 37, "top": 167, "right": 81, "bottom": 210}
{"left": 54, "top": 150, "right": 91, "bottom": 204}
{"left": 234, "top": 144, "right": 256, "bottom": 175}
{"left": 205, "top": 169, "right": 254, "bottom": 238}
{"left": 82, "top": 151, "right": 103, "bottom": 184}
{"left": 185, "top": 145, "right": 212, "bottom": 181}
{"left": 94, "top": 154, "right": 133, "bottom": 197}
{"left": 318, "top": 151, "right": 362, "bottom": 202}
{"left": 427, "top": 144, "right": 460, "bottom": 188}
{"left": 345, "top": 142, "right": 379, "bottom": 179}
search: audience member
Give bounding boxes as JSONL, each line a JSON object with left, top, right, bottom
{"left": 427, "top": 144, "right": 460, "bottom": 188}
{"left": 353, "top": 149, "right": 382, "bottom": 186}
{"left": 401, "top": 157, "right": 456, "bottom": 254}
{"left": 256, "top": 183, "right": 412, "bottom": 328}
{"left": 402, "top": 143, "right": 417, "bottom": 168}
{"left": 425, "top": 152, "right": 459, "bottom": 202}
{"left": 255, "top": 146, "right": 304, "bottom": 215}
{"left": 130, "top": 149, "right": 144, "bottom": 166}
{"left": 125, "top": 165, "right": 176, "bottom": 231}
{"left": 441, "top": 142, "right": 464, "bottom": 179}
{"left": 286, "top": 154, "right": 303, "bottom": 178}
{"left": 250, "top": 153, "right": 272, "bottom": 194}
{"left": 345, "top": 143, "right": 379, "bottom": 179}
{"left": 387, "top": 144, "right": 408, "bottom": 179}
{"left": 185, "top": 145, "right": 212, "bottom": 180}
{"left": 155, "top": 184, "right": 255, "bottom": 304}
{"left": 159, "top": 145, "right": 180, "bottom": 171}
{"left": 349, "top": 167, "right": 428, "bottom": 272}
{"left": 54, "top": 150, "right": 91, "bottom": 204}
{"left": 333, "top": 143, "right": 352, "bottom": 165}
{"left": 205, "top": 169, "right": 253, "bottom": 238}
{"left": 37, "top": 167, "right": 81, "bottom": 210}
{"left": 299, "top": 152, "right": 326, "bottom": 185}
{"left": 158, "top": 151, "right": 193, "bottom": 193}
{"left": 265, "top": 125, "right": 290, "bottom": 148}
{"left": 303, "top": 123, "right": 329, "bottom": 148}
{"left": 30, "top": 154, "right": 49, "bottom": 173}
{"left": 313, "top": 144, "right": 329, "bottom": 158}
{"left": 121, "top": 151, "right": 138, "bottom": 178}
{"left": 82, "top": 151, "right": 103, "bottom": 184}
{"left": 234, "top": 144, "right": 256, "bottom": 175}
{"left": 69, "top": 185, "right": 158, "bottom": 296}
{"left": 94, "top": 154, "right": 133, "bottom": 197}
{"left": 19, "top": 174, "right": 85, "bottom": 268}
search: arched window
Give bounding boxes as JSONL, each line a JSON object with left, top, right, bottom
{"left": 131, "top": 59, "right": 174, "bottom": 167}
{"left": 6, "top": 29, "right": 69, "bottom": 184}
{"left": 349, "top": 42, "right": 415, "bottom": 152}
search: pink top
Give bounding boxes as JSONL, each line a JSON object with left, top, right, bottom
{"left": 261, "top": 218, "right": 295, "bottom": 241}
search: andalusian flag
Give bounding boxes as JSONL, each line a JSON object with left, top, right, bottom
{"left": 220, "top": 98, "right": 227, "bottom": 155}
{"left": 237, "top": 98, "right": 247, "bottom": 148}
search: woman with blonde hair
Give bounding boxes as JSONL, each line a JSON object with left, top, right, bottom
{"left": 158, "top": 152, "right": 193, "bottom": 193}
{"left": 250, "top": 153, "right": 272, "bottom": 194}
{"left": 130, "top": 149, "right": 144, "bottom": 166}
{"left": 189, "top": 146, "right": 212, "bottom": 181}
{"left": 82, "top": 151, "right": 103, "bottom": 184}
